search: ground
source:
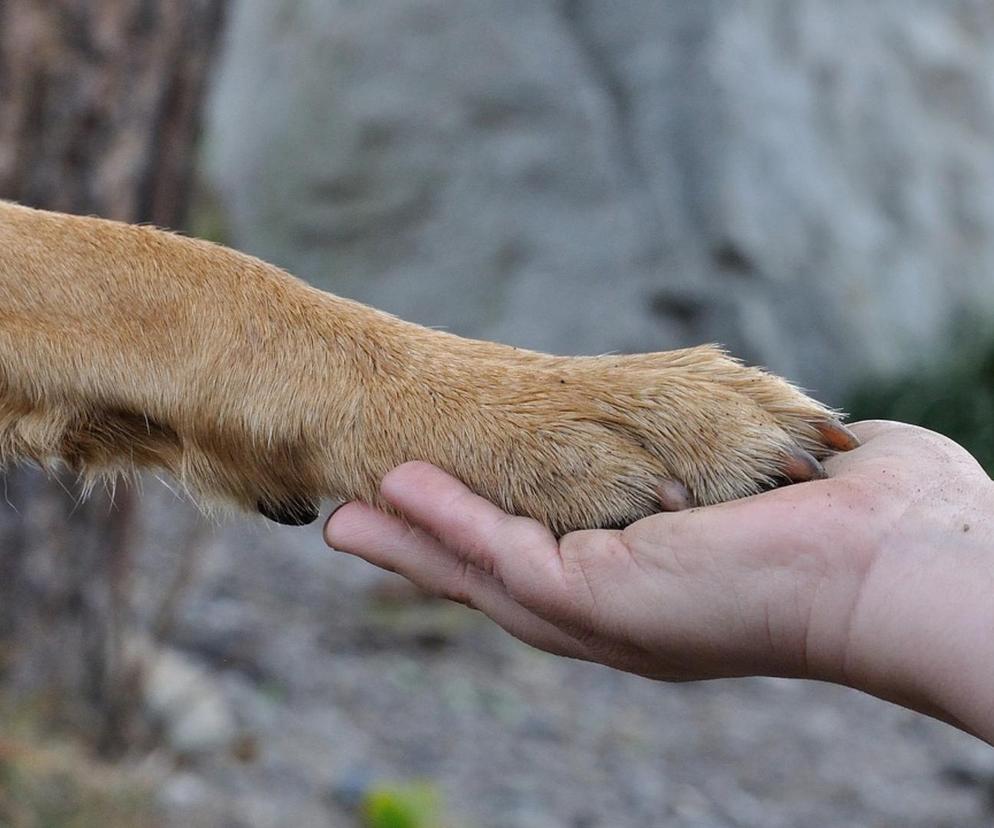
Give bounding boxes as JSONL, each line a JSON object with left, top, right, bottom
{"left": 129, "top": 492, "right": 994, "bottom": 828}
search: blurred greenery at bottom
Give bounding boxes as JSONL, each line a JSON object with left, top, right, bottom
{"left": 361, "top": 782, "right": 443, "bottom": 828}
{"left": 845, "top": 339, "right": 994, "bottom": 475}
{"left": 0, "top": 699, "right": 156, "bottom": 828}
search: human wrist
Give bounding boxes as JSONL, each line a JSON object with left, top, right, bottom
{"left": 835, "top": 484, "right": 994, "bottom": 742}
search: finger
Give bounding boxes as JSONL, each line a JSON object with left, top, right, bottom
{"left": 846, "top": 419, "right": 912, "bottom": 442}
{"left": 324, "top": 500, "right": 590, "bottom": 658}
{"left": 456, "top": 559, "right": 595, "bottom": 660}
{"left": 379, "top": 462, "right": 568, "bottom": 601}
{"left": 326, "top": 499, "right": 494, "bottom": 593}
{"left": 812, "top": 420, "right": 926, "bottom": 481}
{"left": 324, "top": 500, "right": 408, "bottom": 570}
{"left": 828, "top": 419, "right": 991, "bottom": 481}
{"left": 622, "top": 480, "right": 842, "bottom": 573}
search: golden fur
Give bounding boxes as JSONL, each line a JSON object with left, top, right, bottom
{"left": 0, "top": 200, "right": 851, "bottom": 534}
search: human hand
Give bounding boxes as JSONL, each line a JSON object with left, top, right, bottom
{"left": 324, "top": 421, "right": 994, "bottom": 743}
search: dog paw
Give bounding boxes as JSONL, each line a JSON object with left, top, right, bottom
{"left": 442, "top": 345, "right": 856, "bottom": 534}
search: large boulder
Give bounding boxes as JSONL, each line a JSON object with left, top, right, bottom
{"left": 203, "top": 0, "right": 994, "bottom": 402}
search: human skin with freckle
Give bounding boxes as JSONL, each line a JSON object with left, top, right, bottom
{"left": 327, "top": 421, "right": 994, "bottom": 745}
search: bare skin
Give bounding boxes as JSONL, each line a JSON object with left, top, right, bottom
{"left": 325, "top": 421, "right": 994, "bottom": 745}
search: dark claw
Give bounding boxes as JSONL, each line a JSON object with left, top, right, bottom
{"left": 815, "top": 420, "right": 860, "bottom": 452}
{"left": 781, "top": 447, "right": 827, "bottom": 483}
{"left": 258, "top": 496, "right": 320, "bottom": 526}
{"left": 655, "top": 478, "right": 695, "bottom": 512}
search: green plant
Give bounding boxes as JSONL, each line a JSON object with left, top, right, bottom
{"left": 361, "top": 782, "right": 442, "bottom": 828}
{"left": 845, "top": 341, "right": 994, "bottom": 474}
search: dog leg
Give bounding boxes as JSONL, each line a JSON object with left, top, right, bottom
{"left": 0, "top": 201, "right": 855, "bottom": 533}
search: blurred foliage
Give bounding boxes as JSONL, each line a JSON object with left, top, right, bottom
{"left": 361, "top": 782, "right": 443, "bottom": 828}
{"left": 0, "top": 699, "right": 157, "bottom": 828}
{"left": 846, "top": 339, "right": 994, "bottom": 475}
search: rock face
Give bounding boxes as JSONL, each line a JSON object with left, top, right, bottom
{"left": 136, "top": 639, "right": 238, "bottom": 756}
{"left": 203, "top": 0, "right": 994, "bottom": 402}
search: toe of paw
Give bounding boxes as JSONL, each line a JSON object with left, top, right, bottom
{"left": 779, "top": 447, "right": 828, "bottom": 483}
{"left": 814, "top": 420, "right": 860, "bottom": 452}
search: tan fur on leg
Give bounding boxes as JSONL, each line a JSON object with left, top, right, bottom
{"left": 0, "top": 201, "right": 852, "bottom": 534}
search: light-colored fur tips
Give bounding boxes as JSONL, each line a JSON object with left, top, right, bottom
{"left": 0, "top": 201, "right": 854, "bottom": 534}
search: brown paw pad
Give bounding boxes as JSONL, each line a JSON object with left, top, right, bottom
{"left": 257, "top": 496, "right": 320, "bottom": 526}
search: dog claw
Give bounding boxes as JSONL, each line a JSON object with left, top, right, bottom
{"left": 655, "top": 478, "right": 695, "bottom": 512}
{"left": 781, "top": 447, "right": 827, "bottom": 483}
{"left": 815, "top": 420, "right": 860, "bottom": 452}
{"left": 258, "top": 496, "right": 320, "bottom": 526}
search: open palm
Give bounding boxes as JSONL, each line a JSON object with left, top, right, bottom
{"left": 326, "top": 421, "right": 994, "bottom": 742}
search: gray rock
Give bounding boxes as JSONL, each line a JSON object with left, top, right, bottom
{"left": 135, "top": 639, "right": 238, "bottom": 756}
{"left": 203, "top": 0, "right": 994, "bottom": 402}
{"left": 137, "top": 517, "right": 991, "bottom": 828}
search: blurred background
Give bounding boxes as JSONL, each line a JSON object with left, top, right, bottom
{"left": 2, "top": 1, "right": 994, "bottom": 826}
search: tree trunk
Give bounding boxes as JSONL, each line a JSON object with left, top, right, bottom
{"left": 0, "top": 0, "right": 226, "bottom": 756}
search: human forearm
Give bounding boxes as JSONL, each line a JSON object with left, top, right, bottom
{"left": 836, "top": 488, "right": 994, "bottom": 742}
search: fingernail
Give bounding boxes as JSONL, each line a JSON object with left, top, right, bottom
{"left": 323, "top": 500, "right": 351, "bottom": 550}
